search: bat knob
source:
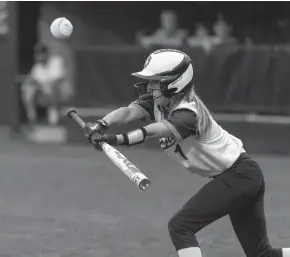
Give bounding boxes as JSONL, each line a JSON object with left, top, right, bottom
{"left": 138, "top": 178, "right": 151, "bottom": 191}
{"left": 66, "top": 108, "right": 77, "bottom": 118}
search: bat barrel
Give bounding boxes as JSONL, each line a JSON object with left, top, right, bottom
{"left": 130, "top": 171, "right": 151, "bottom": 191}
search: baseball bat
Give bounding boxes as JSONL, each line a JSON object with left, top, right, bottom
{"left": 66, "top": 108, "right": 151, "bottom": 191}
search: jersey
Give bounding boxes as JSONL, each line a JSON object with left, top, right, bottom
{"left": 129, "top": 98, "right": 245, "bottom": 178}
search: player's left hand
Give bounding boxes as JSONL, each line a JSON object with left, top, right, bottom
{"left": 91, "top": 134, "right": 118, "bottom": 150}
{"left": 84, "top": 119, "right": 109, "bottom": 143}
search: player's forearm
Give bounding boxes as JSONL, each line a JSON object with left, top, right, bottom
{"left": 144, "top": 122, "right": 173, "bottom": 139}
{"left": 102, "top": 107, "right": 138, "bottom": 127}
{"left": 115, "top": 122, "right": 173, "bottom": 145}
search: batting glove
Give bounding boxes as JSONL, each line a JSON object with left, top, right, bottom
{"left": 84, "top": 119, "right": 108, "bottom": 142}
{"left": 91, "top": 134, "right": 118, "bottom": 151}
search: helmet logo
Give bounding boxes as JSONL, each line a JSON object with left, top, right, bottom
{"left": 144, "top": 56, "right": 152, "bottom": 68}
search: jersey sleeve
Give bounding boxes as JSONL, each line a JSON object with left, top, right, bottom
{"left": 162, "top": 108, "right": 197, "bottom": 141}
{"left": 128, "top": 98, "right": 155, "bottom": 121}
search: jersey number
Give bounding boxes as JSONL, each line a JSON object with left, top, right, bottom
{"left": 174, "top": 144, "right": 188, "bottom": 160}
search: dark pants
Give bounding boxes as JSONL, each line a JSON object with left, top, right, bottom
{"left": 168, "top": 153, "right": 282, "bottom": 257}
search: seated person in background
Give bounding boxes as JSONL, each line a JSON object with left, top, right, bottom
{"left": 138, "top": 10, "right": 189, "bottom": 49}
{"left": 21, "top": 44, "right": 67, "bottom": 125}
{"left": 277, "top": 18, "right": 290, "bottom": 43}
{"left": 187, "top": 23, "right": 213, "bottom": 54}
{"left": 211, "top": 13, "right": 238, "bottom": 46}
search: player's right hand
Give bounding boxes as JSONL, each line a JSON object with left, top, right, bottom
{"left": 83, "top": 119, "right": 108, "bottom": 143}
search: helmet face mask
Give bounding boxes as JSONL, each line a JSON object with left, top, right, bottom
{"left": 134, "top": 76, "right": 178, "bottom": 102}
{"left": 134, "top": 81, "right": 148, "bottom": 99}
{"left": 134, "top": 81, "right": 162, "bottom": 103}
{"left": 134, "top": 73, "right": 189, "bottom": 102}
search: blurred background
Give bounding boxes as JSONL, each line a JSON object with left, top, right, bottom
{"left": 1, "top": 1, "right": 289, "bottom": 152}
{"left": 0, "top": 2, "right": 290, "bottom": 257}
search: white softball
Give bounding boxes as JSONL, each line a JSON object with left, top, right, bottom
{"left": 50, "top": 17, "right": 73, "bottom": 39}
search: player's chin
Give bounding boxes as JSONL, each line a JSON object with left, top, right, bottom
{"left": 156, "top": 97, "right": 170, "bottom": 106}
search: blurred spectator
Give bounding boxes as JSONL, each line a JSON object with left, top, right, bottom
{"left": 21, "top": 43, "right": 67, "bottom": 126}
{"left": 137, "top": 10, "right": 189, "bottom": 49}
{"left": 244, "top": 36, "right": 254, "bottom": 46}
{"left": 187, "top": 23, "right": 213, "bottom": 54}
{"left": 277, "top": 18, "right": 290, "bottom": 43}
{"left": 211, "top": 13, "right": 238, "bottom": 46}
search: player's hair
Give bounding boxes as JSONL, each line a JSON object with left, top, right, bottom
{"left": 178, "top": 84, "right": 213, "bottom": 137}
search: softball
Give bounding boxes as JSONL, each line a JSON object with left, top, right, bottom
{"left": 50, "top": 17, "right": 73, "bottom": 39}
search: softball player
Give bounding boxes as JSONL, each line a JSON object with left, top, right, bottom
{"left": 84, "top": 49, "right": 290, "bottom": 257}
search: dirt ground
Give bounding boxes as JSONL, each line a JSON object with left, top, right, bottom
{"left": 0, "top": 139, "right": 289, "bottom": 257}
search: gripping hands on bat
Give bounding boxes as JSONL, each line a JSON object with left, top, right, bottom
{"left": 83, "top": 119, "right": 109, "bottom": 142}
{"left": 67, "top": 109, "right": 151, "bottom": 191}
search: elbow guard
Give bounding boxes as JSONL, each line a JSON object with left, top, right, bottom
{"left": 121, "top": 127, "right": 147, "bottom": 146}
